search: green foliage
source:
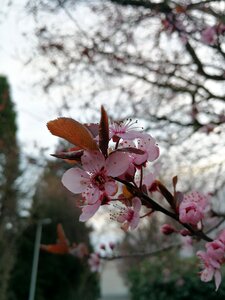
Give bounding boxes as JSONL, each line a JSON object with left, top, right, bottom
{"left": 7, "top": 160, "right": 100, "bottom": 300}
{"left": 127, "top": 254, "right": 225, "bottom": 300}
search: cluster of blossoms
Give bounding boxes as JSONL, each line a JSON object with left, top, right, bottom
{"left": 197, "top": 230, "right": 225, "bottom": 291}
{"left": 47, "top": 107, "right": 224, "bottom": 290}
{"left": 57, "top": 115, "right": 160, "bottom": 227}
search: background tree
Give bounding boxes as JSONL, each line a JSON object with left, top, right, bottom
{"left": 24, "top": 0, "right": 225, "bottom": 202}
{"left": 0, "top": 76, "right": 21, "bottom": 300}
{"left": 7, "top": 158, "right": 100, "bottom": 300}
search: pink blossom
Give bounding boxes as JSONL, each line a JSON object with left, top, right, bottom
{"left": 62, "top": 150, "right": 130, "bottom": 221}
{"left": 197, "top": 250, "right": 222, "bottom": 291}
{"left": 201, "top": 26, "right": 217, "bottom": 45}
{"left": 121, "top": 134, "right": 160, "bottom": 167}
{"left": 205, "top": 240, "right": 225, "bottom": 265}
{"left": 88, "top": 253, "right": 101, "bottom": 272}
{"left": 197, "top": 230, "right": 225, "bottom": 290}
{"left": 109, "top": 119, "right": 144, "bottom": 142}
{"left": 134, "top": 134, "right": 160, "bottom": 165}
{"left": 179, "top": 192, "right": 208, "bottom": 225}
{"left": 117, "top": 197, "right": 142, "bottom": 231}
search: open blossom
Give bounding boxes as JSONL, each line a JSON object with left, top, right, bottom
{"left": 197, "top": 250, "right": 222, "bottom": 291}
{"left": 88, "top": 253, "right": 101, "bottom": 272}
{"left": 62, "top": 150, "right": 130, "bottom": 221}
{"left": 179, "top": 191, "right": 208, "bottom": 225}
{"left": 117, "top": 197, "right": 142, "bottom": 231}
{"left": 109, "top": 119, "right": 144, "bottom": 142}
{"left": 197, "top": 229, "right": 225, "bottom": 290}
{"left": 121, "top": 133, "right": 160, "bottom": 167}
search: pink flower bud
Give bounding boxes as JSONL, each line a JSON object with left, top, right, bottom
{"left": 100, "top": 244, "right": 106, "bottom": 250}
{"left": 179, "top": 229, "right": 191, "bottom": 236}
{"left": 161, "top": 224, "right": 176, "bottom": 235}
{"left": 109, "top": 242, "right": 115, "bottom": 250}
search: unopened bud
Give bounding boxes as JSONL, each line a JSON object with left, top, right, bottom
{"left": 161, "top": 224, "right": 176, "bottom": 235}
{"left": 109, "top": 242, "right": 115, "bottom": 250}
{"left": 100, "top": 244, "right": 106, "bottom": 250}
{"left": 179, "top": 229, "right": 191, "bottom": 236}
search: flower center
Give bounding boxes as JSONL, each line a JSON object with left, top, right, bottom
{"left": 92, "top": 171, "right": 107, "bottom": 190}
{"left": 126, "top": 208, "right": 134, "bottom": 222}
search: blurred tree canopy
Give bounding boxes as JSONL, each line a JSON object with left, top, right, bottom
{"left": 0, "top": 76, "right": 21, "bottom": 300}
{"left": 25, "top": 0, "right": 225, "bottom": 201}
{"left": 7, "top": 159, "right": 100, "bottom": 300}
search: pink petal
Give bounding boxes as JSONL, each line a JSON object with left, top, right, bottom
{"left": 143, "top": 172, "right": 155, "bottom": 188}
{"left": 147, "top": 143, "right": 160, "bottom": 161}
{"left": 214, "top": 270, "right": 222, "bottom": 291}
{"left": 120, "top": 131, "right": 145, "bottom": 140}
{"left": 130, "top": 214, "right": 140, "bottom": 230}
{"left": 133, "top": 152, "right": 148, "bottom": 165}
{"left": 83, "top": 187, "right": 100, "bottom": 204}
{"left": 81, "top": 151, "right": 105, "bottom": 173}
{"left": 201, "top": 267, "right": 214, "bottom": 282}
{"left": 117, "top": 214, "right": 127, "bottom": 223}
{"left": 62, "top": 168, "right": 90, "bottom": 194}
{"left": 137, "top": 134, "right": 160, "bottom": 162}
{"left": 79, "top": 201, "right": 101, "bottom": 222}
{"left": 104, "top": 181, "right": 117, "bottom": 196}
{"left": 132, "top": 197, "right": 142, "bottom": 212}
{"left": 106, "top": 152, "right": 130, "bottom": 177}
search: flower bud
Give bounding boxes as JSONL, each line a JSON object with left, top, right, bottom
{"left": 179, "top": 229, "right": 191, "bottom": 236}
{"left": 161, "top": 224, "right": 176, "bottom": 235}
{"left": 109, "top": 242, "right": 115, "bottom": 250}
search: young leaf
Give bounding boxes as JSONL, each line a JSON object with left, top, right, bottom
{"left": 51, "top": 149, "right": 83, "bottom": 163}
{"left": 155, "top": 180, "right": 177, "bottom": 211}
{"left": 47, "top": 117, "right": 99, "bottom": 151}
{"left": 99, "top": 106, "right": 109, "bottom": 157}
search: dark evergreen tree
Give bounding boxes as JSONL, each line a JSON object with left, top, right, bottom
{"left": 0, "top": 76, "right": 21, "bottom": 300}
{"left": 8, "top": 160, "right": 100, "bottom": 300}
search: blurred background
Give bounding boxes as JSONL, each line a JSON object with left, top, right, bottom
{"left": 0, "top": 0, "right": 225, "bottom": 299}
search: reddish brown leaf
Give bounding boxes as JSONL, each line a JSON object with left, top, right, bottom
{"left": 47, "top": 117, "right": 99, "bottom": 151}
{"left": 40, "top": 224, "right": 69, "bottom": 254}
{"left": 99, "top": 106, "right": 109, "bottom": 157}
{"left": 172, "top": 175, "right": 178, "bottom": 195}
{"left": 51, "top": 150, "right": 83, "bottom": 161}
{"left": 57, "top": 224, "right": 69, "bottom": 246}
{"left": 155, "top": 180, "right": 176, "bottom": 211}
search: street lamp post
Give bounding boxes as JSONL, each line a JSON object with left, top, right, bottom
{"left": 28, "top": 218, "right": 51, "bottom": 300}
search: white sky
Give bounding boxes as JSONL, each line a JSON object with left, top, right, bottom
{"left": 0, "top": 0, "right": 63, "bottom": 156}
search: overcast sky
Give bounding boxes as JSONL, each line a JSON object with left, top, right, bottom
{"left": 0, "top": 0, "right": 64, "bottom": 156}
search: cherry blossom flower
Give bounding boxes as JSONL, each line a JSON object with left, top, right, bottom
{"left": 134, "top": 134, "right": 160, "bottom": 165}
{"left": 197, "top": 229, "right": 225, "bottom": 290}
{"left": 179, "top": 191, "right": 208, "bottom": 225}
{"left": 120, "top": 134, "right": 160, "bottom": 167}
{"left": 117, "top": 197, "right": 142, "bottom": 231}
{"left": 88, "top": 253, "right": 101, "bottom": 272}
{"left": 109, "top": 119, "right": 144, "bottom": 142}
{"left": 197, "top": 250, "right": 222, "bottom": 291}
{"left": 62, "top": 150, "right": 130, "bottom": 221}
